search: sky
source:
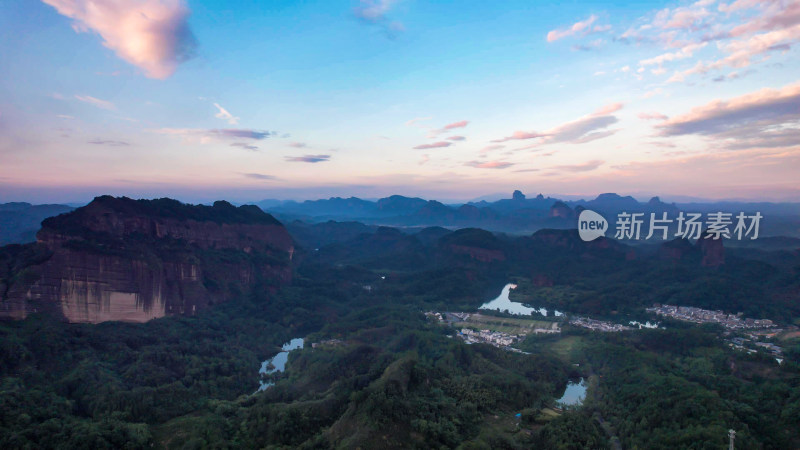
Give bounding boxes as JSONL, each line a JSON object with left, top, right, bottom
{"left": 1, "top": 0, "right": 799, "bottom": 204}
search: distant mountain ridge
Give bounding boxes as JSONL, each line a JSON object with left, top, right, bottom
{"left": 0, "top": 202, "right": 75, "bottom": 245}
{"left": 257, "top": 191, "right": 800, "bottom": 237}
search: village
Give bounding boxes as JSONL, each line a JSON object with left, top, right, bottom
{"left": 646, "top": 304, "right": 776, "bottom": 329}
{"left": 426, "top": 311, "right": 561, "bottom": 350}
{"left": 569, "top": 316, "right": 632, "bottom": 332}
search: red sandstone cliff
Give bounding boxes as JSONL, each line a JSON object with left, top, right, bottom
{"left": 0, "top": 196, "right": 295, "bottom": 323}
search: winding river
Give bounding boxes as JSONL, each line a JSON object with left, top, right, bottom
{"left": 258, "top": 338, "right": 304, "bottom": 391}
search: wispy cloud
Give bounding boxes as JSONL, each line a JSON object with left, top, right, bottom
{"left": 354, "top": 0, "right": 404, "bottom": 37}
{"left": 441, "top": 120, "right": 469, "bottom": 131}
{"left": 354, "top": 0, "right": 395, "bottom": 21}
{"left": 446, "top": 135, "right": 465, "bottom": 141}
{"left": 592, "top": 102, "right": 624, "bottom": 116}
{"left": 639, "top": 42, "right": 706, "bottom": 67}
{"left": 285, "top": 154, "right": 330, "bottom": 163}
{"left": 213, "top": 103, "right": 239, "bottom": 125}
{"left": 75, "top": 95, "right": 116, "bottom": 110}
{"left": 152, "top": 128, "right": 275, "bottom": 143}
{"left": 413, "top": 141, "right": 452, "bottom": 149}
{"left": 405, "top": 116, "right": 432, "bottom": 127}
{"left": 481, "top": 144, "right": 505, "bottom": 153}
{"left": 551, "top": 160, "right": 604, "bottom": 172}
{"left": 427, "top": 119, "right": 470, "bottom": 137}
{"left": 231, "top": 142, "right": 259, "bottom": 151}
{"left": 492, "top": 131, "right": 549, "bottom": 143}
{"left": 493, "top": 103, "right": 622, "bottom": 146}
{"left": 465, "top": 160, "right": 515, "bottom": 169}
{"left": 88, "top": 139, "right": 130, "bottom": 146}
{"left": 243, "top": 172, "right": 277, "bottom": 180}
{"left": 43, "top": 0, "right": 197, "bottom": 79}
{"left": 638, "top": 112, "right": 669, "bottom": 121}
{"left": 289, "top": 142, "right": 308, "bottom": 148}
{"left": 547, "top": 15, "right": 599, "bottom": 42}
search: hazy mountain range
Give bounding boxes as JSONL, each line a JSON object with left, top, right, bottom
{"left": 3, "top": 190, "right": 799, "bottom": 245}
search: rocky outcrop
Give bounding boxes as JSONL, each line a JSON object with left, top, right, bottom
{"left": 447, "top": 245, "right": 506, "bottom": 262}
{"left": 697, "top": 231, "right": 725, "bottom": 267}
{"left": 549, "top": 201, "right": 574, "bottom": 219}
{"left": 531, "top": 228, "right": 632, "bottom": 259}
{"left": 0, "top": 196, "right": 294, "bottom": 323}
{"left": 439, "top": 228, "right": 506, "bottom": 263}
{"left": 658, "top": 237, "right": 699, "bottom": 262}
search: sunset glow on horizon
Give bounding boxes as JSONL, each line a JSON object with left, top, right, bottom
{"left": 1, "top": 0, "right": 799, "bottom": 203}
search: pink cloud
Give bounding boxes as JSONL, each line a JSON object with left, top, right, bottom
{"left": 465, "top": 160, "right": 515, "bottom": 169}
{"left": 413, "top": 141, "right": 452, "bottom": 149}
{"left": 592, "top": 102, "right": 624, "bottom": 116}
{"left": 446, "top": 135, "right": 466, "bottom": 141}
{"left": 665, "top": 8, "right": 710, "bottom": 29}
{"left": 43, "top": 0, "right": 197, "bottom": 79}
{"left": 442, "top": 120, "right": 469, "bottom": 130}
{"left": 551, "top": 160, "right": 604, "bottom": 172}
{"left": 492, "top": 130, "right": 549, "bottom": 143}
{"left": 492, "top": 103, "right": 622, "bottom": 147}
{"left": 547, "top": 15, "right": 598, "bottom": 42}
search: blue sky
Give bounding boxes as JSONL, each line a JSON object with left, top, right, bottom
{"left": 1, "top": 0, "right": 799, "bottom": 203}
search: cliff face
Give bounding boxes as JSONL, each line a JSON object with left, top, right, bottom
{"left": 0, "top": 196, "right": 294, "bottom": 323}
{"left": 697, "top": 232, "right": 725, "bottom": 268}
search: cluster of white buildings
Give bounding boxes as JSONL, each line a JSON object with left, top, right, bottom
{"left": 569, "top": 317, "right": 632, "bottom": 332}
{"left": 459, "top": 328, "right": 518, "bottom": 347}
{"left": 647, "top": 305, "right": 775, "bottom": 329}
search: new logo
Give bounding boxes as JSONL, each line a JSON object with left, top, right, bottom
{"left": 578, "top": 209, "right": 608, "bottom": 242}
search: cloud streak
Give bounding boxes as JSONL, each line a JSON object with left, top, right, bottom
{"left": 75, "top": 95, "right": 116, "bottom": 110}
{"left": 493, "top": 103, "right": 622, "bottom": 146}
{"left": 152, "top": 128, "right": 275, "bottom": 143}
{"left": 413, "top": 141, "right": 452, "bottom": 149}
{"left": 551, "top": 160, "right": 604, "bottom": 172}
{"left": 243, "top": 173, "right": 277, "bottom": 180}
{"left": 213, "top": 103, "right": 239, "bottom": 125}
{"left": 465, "top": 160, "right": 514, "bottom": 169}
{"left": 88, "top": 139, "right": 130, "bottom": 146}
{"left": 285, "top": 154, "right": 330, "bottom": 163}
{"left": 43, "top": 0, "right": 197, "bottom": 79}
{"left": 231, "top": 142, "right": 258, "bottom": 151}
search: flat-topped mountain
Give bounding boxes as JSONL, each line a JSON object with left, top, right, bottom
{"left": 0, "top": 196, "right": 294, "bottom": 323}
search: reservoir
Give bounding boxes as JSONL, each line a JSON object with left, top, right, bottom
{"left": 480, "top": 283, "right": 564, "bottom": 317}
{"left": 557, "top": 378, "right": 587, "bottom": 407}
{"left": 259, "top": 337, "right": 304, "bottom": 391}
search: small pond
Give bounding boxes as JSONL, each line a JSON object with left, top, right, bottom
{"left": 557, "top": 378, "right": 587, "bottom": 407}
